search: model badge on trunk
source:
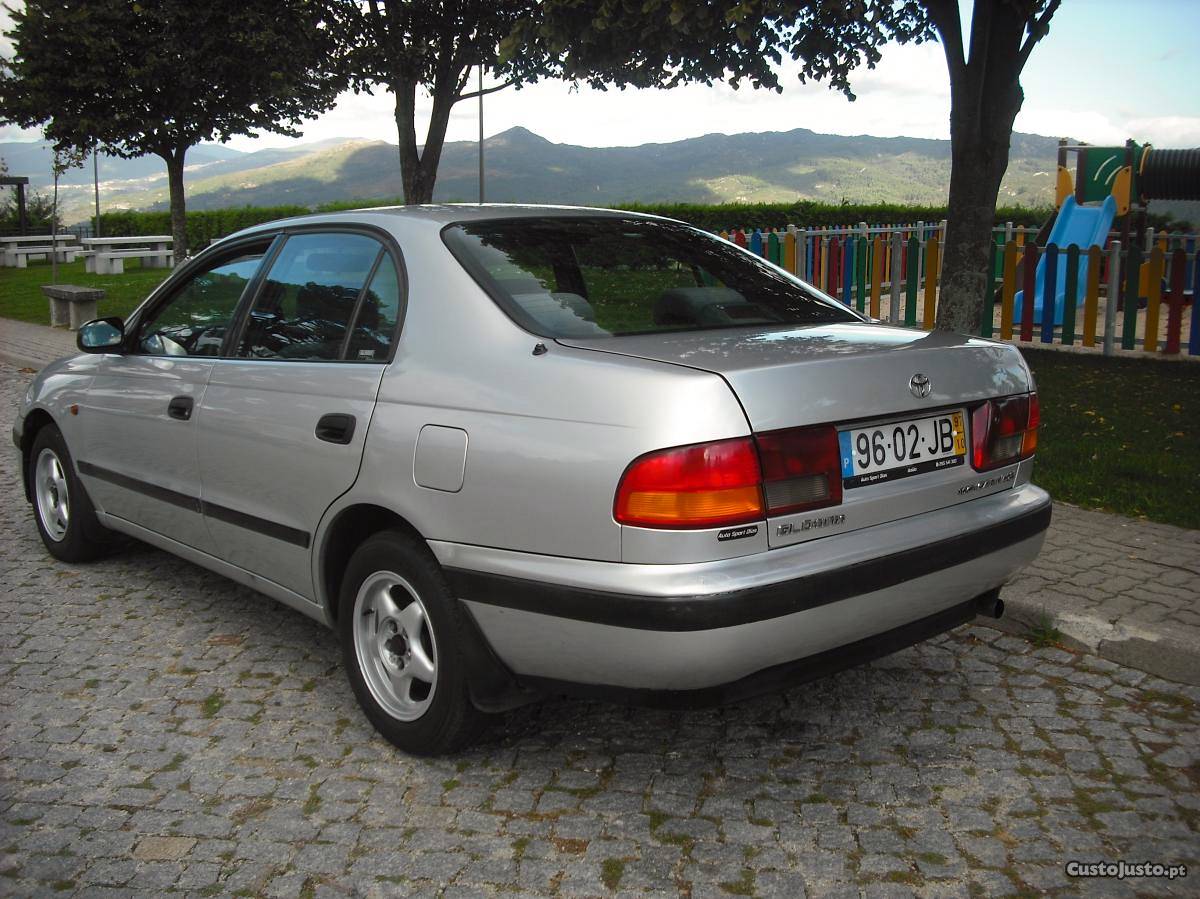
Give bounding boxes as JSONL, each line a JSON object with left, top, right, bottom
{"left": 778, "top": 514, "right": 846, "bottom": 536}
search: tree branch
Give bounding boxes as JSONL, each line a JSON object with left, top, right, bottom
{"left": 964, "top": 0, "right": 994, "bottom": 135}
{"left": 458, "top": 78, "right": 516, "bottom": 101}
{"left": 1017, "top": 0, "right": 1062, "bottom": 70}
{"left": 924, "top": 0, "right": 965, "bottom": 78}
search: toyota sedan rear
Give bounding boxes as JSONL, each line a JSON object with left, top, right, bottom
{"left": 14, "top": 205, "right": 1050, "bottom": 754}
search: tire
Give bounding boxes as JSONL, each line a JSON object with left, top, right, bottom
{"left": 28, "top": 423, "right": 111, "bottom": 563}
{"left": 338, "top": 529, "right": 488, "bottom": 755}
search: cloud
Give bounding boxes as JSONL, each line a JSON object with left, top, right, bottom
{"left": 1125, "top": 116, "right": 1200, "bottom": 149}
{"left": 1014, "top": 108, "right": 1200, "bottom": 149}
{"left": 220, "top": 40, "right": 959, "bottom": 152}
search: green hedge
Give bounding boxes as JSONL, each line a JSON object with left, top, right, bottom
{"left": 99, "top": 205, "right": 310, "bottom": 248}
{"left": 319, "top": 197, "right": 1054, "bottom": 230}
{"left": 99, "top": 199, "right": 1078, "bottom": 243}
{"left": 621, "top": 201, "right": 1054, "bottom": 231}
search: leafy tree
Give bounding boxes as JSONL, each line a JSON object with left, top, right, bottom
{"left": 0, "top": 188, "right": 56, "bottom": 233}
{"left": 1, "top": 0, "right": 345, "bottom": 261}
{"left": 517, "top": 0, "right": 1062, "bottom": 333}
{"left": 331, "top": 0, "right": 542, "bottom": 204}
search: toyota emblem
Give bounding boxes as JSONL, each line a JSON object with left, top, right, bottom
{"left": 909, "top": 373, "right": 931, "bottom": 398}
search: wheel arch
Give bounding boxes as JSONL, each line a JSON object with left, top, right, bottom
{"left": 317, "top": 501, "right": 533, "bottom": 713}
{"left": 18, "top": 408, "right": 58, "bottom": 501}
{"left": 318, "top": 503, "right": 426, "bottom": 622}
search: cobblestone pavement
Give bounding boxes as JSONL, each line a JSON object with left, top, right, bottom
{"left": 2, "top": 364, "right": 1198, "bottom": 898}
{"left": 0, "top": 319, "right": 75, "bottom": 372}
{"left": 1000, "top": 504, "right": 1200, "bottom": 686}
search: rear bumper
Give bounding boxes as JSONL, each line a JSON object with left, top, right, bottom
{"left": 517, "top": 590, "right": 1003, "bottom": 709}
{"left": 433, "top": 485, "right": 1050, "bottom": 694}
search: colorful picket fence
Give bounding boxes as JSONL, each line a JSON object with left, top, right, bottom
{"left": 720, "top": 223, "right": 1199, "bottom": 357}
{"left": 718, "top": 222, "right": 947, "bottom": 317}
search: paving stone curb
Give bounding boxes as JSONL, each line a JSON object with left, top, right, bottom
{"left": 978, "top": 603, "right": 1200, "bottom": 687}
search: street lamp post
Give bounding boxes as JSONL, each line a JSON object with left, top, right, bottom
{"left": 93, "top": 149, "right": 102, "bottom": 239}
{"left": 478, "top": 64, "right": 485, "bottom": 204}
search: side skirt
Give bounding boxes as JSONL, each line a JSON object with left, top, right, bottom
{"left": 96, "top": 512, "right": 330, "bottom": 627}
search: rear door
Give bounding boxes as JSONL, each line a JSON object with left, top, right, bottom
{"left": 79, "top": 241, "right": 272, "bottom": 551}
{"left": 196, "top": 230, "right": 404, "bottom": 599}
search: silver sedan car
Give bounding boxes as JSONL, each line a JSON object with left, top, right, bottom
{"left": 14, "top": 206, "right": 1050, "bottom": 754}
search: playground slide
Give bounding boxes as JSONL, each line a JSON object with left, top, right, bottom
{"left": 1013, "top": 195, "right": 1116, "bottom": 325}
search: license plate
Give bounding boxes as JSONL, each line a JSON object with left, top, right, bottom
{"left": 838, "top": 410, "right": 967, "bottom": 488}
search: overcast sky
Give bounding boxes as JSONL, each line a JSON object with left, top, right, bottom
{"left": 3, "top": 0, "right": 1199, "bottom": 152}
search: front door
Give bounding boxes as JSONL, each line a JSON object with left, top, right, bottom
{"left": 79, "top": 242, "right": 272, "bottom": 551}
{"left": 196, "top": 231, "right": 403, "bottom": 599}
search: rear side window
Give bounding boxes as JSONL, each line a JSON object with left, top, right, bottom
{"left": 236, "top": 232, "right": 396, "bottom": 361}
{"left": 442, "top": 217, "right": 857, "bottom": 338}
{"left": 345, "top": 254, "right": 402, "bottom": 362}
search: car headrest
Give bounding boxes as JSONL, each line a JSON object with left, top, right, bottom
{"left": 653, "top": 287, "right": 748, "bottom": 325}
{"left": 305, "top": 253, "right": 373, "bottom": 275}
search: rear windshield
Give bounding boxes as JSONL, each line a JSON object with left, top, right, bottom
{"left": 442, "top": 217, "right": 858, "bottom": 338}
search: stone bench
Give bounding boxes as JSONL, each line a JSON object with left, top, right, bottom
{"left": 6, "top": 246, "right": 78, "bottom": 267}
{"left": 42, "top": 284, "right": 106, "bottom": 330}
{"left": 90, "top": 249, "right": 173, "bottom": 275}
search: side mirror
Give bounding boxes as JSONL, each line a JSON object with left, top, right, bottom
{"left": 77, "top": 317, "right": 125, "bottom": 353}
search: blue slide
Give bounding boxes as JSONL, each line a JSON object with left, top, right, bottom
{"left": 1013, "top": 195, "right": 1116, "bottom": 325}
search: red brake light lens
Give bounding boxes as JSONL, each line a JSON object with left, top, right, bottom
{"left": 756, "top": 425, "right": 843, "bottom": 515}
{"left": 971, "top": 392, "right": 1039, "bottom": 471}
{"left": 614, "top": 437, "right": 764, "bottom": 529}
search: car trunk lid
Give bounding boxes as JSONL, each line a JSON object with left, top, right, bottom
{"left": 559, "top": 322, "right": 1034, "bottom": 548}
{"left": 557, "top": 322, "right": 1030, "bottom": 430}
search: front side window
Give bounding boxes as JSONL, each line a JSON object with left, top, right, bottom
{"left": 236, "top": 232, "right": 392, "bottom": 361}
{"left": 137, "top": 247, "right": 267, "bottom": 356}
{"left": 442, "top": 217, "right": 858, "bottom": 338}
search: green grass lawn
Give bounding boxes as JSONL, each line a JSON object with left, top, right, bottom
{"left": 0, "top": 258, "right": 169, "bottom": 324}
{"left": 1023, "top": 348, "right": 1199, "bottom": 529}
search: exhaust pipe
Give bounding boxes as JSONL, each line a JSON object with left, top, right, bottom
{"left": 988, "top": 598, "right": 1005, "bottom": 619}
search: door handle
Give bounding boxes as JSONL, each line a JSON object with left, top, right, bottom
{"left": 316, "top": 413, "right": 356, "bottom": 445}
{"left": 167, "top": 395, "right": 194, "bottom": 421}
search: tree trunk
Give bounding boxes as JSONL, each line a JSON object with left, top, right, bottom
{"left": 935, "top": 124, "right": 1015, "bottom": 333}
{"left": 163, "top": 149, "right": 188, "bottom": 264}
{"left": 394, "top": 77, "right": 459, "bottom": 204}
{"left": 934, "top": 4, "right": 1027, "bottom": 335}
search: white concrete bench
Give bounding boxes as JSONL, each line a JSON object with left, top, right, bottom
{"left": 6, "top": 246, "right": 78, "bottom": 267}
{"left": 91, "top": 249, "right": 174, "bottom": 275}
{"left": 42, "top": 284, "right": 106, "bottom": 330}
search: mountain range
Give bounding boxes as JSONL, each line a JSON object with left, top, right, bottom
{"left": 1, "top": 126, "right": 1183, "bottom": 225}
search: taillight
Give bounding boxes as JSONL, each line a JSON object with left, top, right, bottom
{"left": 615, "top": 426, "right": 846, "bottom": 530}
{"left": 756, "top": 425, "right": 842, "bottom": 515}
{"left": 971, "top": 392, "right": 1039, "bottom": 471}
{"left": 614, "top": 437, "right": 764, "bottom": 529}
{"left": 1022, "top": 392, "right": 1040, "bottom": 457}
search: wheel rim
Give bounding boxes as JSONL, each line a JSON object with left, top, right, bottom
{"left": 34, "top": 448, "right": 70, "bottom": 542}
{"left": 352, "top": 570, "right": 438, "bottom": 722}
